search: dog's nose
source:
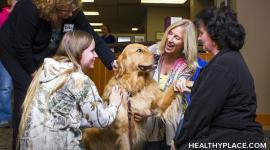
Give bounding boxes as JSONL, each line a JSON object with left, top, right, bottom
{"left": 154, "top": 54, "right": 160, "bottom": 64}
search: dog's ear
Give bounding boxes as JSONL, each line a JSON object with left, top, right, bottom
{"left": 115, "top": 54, "right": 126, "bottom": 78}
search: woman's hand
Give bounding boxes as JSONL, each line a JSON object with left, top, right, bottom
{"left": 109, "top": 85, "right": 122, "bottom": 108}
{"left": 132, "top": 112, "right": 147, "bottom": 122}
{"left": 173, "top": 79, "right": 193, "bottom": 93}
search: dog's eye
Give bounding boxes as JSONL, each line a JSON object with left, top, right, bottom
{"left": 136, "top": 48, "right": 143, "bottom": 53}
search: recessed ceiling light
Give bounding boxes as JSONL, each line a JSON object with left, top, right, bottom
{"left": 90, "top": 23, "right": 103, "bottom": 26}
{"left": 81, "top": 0, "right": 94, "bottom": 2}
{"left": 94, "top": 29, "right": 102, "bottom": 32}
{"left": 141, "top": 0, "right": 187, "bottom": 4}
{"left": 83, "top": 11, "right": 99, "bottom": 16}
{"left": 132, "top": 28, "right": 139, "bottom": 31}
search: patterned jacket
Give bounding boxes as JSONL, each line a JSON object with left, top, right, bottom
{"left": 20, "top": 58, "right": 118, "bottom": 150}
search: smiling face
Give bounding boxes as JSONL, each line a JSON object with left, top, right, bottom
{"left": 165, "top": 26, "right": 185, "bottom": 55}
{"left": 80, "top": 40, "right": 97, "bottom": 69}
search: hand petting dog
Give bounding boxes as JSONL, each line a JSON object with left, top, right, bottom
{"left": 173, "top": 79, "right": 194, "bottom": 93}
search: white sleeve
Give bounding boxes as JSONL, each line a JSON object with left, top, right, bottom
{"left": 76, "top": 75, "right": 118, "bottom": 128}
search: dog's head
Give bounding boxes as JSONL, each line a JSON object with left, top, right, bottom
{"left": 115, "top": 43, "right": 155, "bottom": 77}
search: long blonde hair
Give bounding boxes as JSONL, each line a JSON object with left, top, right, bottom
{"left": 33, "top": 0, "right": 81, "bottom": 22}
{"left": 159, "top": 19, "right": 198, "bottom": 71}
{"left": 18, "top": 30, "right": 94, "bottom": 146}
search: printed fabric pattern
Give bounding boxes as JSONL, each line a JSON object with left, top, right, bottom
{"left": 19, "top": 58, "right": 117, "bottom": 150}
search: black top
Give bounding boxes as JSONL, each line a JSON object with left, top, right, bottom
{"left": 101, "top": 34, "right": 116, "bottom": 44}
{"left": 0, "top": 0, "right": 115, "bottom": 74}
{"left": 174, "top": 49, "right": 264, "bottom": 148}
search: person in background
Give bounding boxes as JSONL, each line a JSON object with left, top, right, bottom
{"left": 0, "top": 0, "right": 117, "bottom": 148}
{"left": 0, "top": 0, "right": 16, "bottom": 128}
{"left": 18, "top": 30, "right": 122, "bottom": 150}
{"left": 174, "top": 7, "right": 265, "bottom": 149}
{"left": 134, "top": 19, "right": 198, "bottom": 150}
{"left": 101, "top": 24, "right": 116, "bottom": 44}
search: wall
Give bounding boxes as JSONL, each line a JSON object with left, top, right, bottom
{"left": 113, "top": 33, "right": 146, "bottom": 43}
{"left": 190, "top": 0, "right": 214, "bottom": 20}
{"left": 236, "top": 0, "right": 270, "bottom": 115}
{"left": 146, "top": 7, "right": 189, "bottom": 41}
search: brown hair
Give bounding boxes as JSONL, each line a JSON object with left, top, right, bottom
{"left": 33, "top": 0, "right": 81, "bottom": 22}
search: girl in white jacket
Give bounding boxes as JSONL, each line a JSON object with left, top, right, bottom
{"left": 18, "top": 30, "right": 122, "bottom": 150}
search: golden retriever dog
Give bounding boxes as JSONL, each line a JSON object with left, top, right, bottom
{"left": 83, "top": 43, "right": 179, "bottom": 150}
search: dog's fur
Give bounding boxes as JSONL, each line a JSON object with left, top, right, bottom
{"left": 83, "top": 44, "right": 178, "bottom": 150}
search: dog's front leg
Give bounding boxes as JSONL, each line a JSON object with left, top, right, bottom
{"left": 117, "top": 132, "right": 131, "bottom": 150}
{"left": 156, "top": 85, "right": 175, "bottom": 113}
{"left": 155, "top": 80, "right": 194, "bottom": 113}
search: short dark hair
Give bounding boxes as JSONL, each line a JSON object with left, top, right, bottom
{"left": 194, "top": 7, "right": 245, "bottom": 51}
{"left": 102, "top": 24, "right": 111, "bottom": 33}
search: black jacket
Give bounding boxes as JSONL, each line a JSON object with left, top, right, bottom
{"left": 0, "top": 0, "right": 115, "bottom": 74}
{"left": 174, "top": 49, "right": 264, "bottom": 149}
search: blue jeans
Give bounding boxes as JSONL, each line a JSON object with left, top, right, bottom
{"left": 0, "top": 60, "right": 12, "bottom": 122}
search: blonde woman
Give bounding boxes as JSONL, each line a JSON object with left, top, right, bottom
{"left": 18, "top": 30, "right": 122, "bottom": 150}
{"left": 134, "top": 19, "right": 198, "bottom": 149}
{"left": 0, "top": 0, "right": 116, "bottom": 148}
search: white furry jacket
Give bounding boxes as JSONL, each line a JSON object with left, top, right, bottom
{"left": 19, "top": 58, "right": 118, "bottom": 150}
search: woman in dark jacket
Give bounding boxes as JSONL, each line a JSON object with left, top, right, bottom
{"left": 0, "top": 0, "right": 116, "bottom": 149}
{"left": 174, "top": 7, "right": 265, "bottom": 149}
